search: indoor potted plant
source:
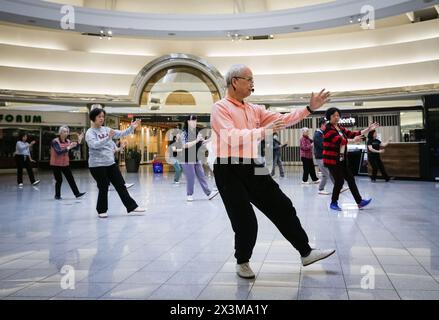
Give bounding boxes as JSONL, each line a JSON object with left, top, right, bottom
{"left": 125, "top": 148, "right": 141, "bottom": 173}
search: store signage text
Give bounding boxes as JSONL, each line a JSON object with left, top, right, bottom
{"left": 0, "top": 114, "right": 42, "bottom": 124}
{"left": 339, "top": 117, "right": 356, "bottom": 127}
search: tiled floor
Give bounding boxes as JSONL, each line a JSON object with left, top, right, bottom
{"left": 1, "top": 166, "right": 439, "bottom": 300}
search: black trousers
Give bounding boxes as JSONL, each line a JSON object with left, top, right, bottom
{"left": 328, "top": 161, "right": 362, "bottom": 204}
{"left": 214, "top": 159, "right": 311, "bottom": 264}
{"left": 89, "top": 164, "right": 137, "bottom": 214}
{"left": 301, "top": 157, "right": 318, "bottom": 182}
{"left": 368, "top": 155, "right": 389, "bottom": 181}
{"left": 52, "top": 166, "right": 80, "bottom": 197}
{"left": 15, "top": 155, "right": 35, "bottom": 184}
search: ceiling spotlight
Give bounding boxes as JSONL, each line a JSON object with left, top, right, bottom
{"left": 107, "top": 30, "right": 112, "bottom": 35}
{"left": 100, "top": 30, "right": 104, "bottom": 34}
{"left": 269, "top": 35, "right": 274, "bottom": 39}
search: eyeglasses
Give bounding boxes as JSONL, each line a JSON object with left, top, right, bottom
{"left": 233, "top": 76, "right": 254, "bottom": 83}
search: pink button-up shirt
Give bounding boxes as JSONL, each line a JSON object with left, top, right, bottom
{"left": 211, "top": 97, "right": 310, "bottom": 159}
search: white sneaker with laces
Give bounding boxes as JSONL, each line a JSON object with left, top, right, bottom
{"left": 18, "top": 183, "right": 23, "bottom": 187}
{"left": 208, "top": 190, "right": 219, "bottom": 200}
{"left": 340, "top": 187, "right": 349, "bottom": 193}
{"left": 98, "top": 212, "right": 108, "bottom": 218}
{"left": 301, "top": 249, "right": 336, "bottom": 267}
{"left": 236, "top": 262, "right": 255, "bottom": 279}
{"left": 131, "top": 207, "right": 146, "bottom": 213}
{"left": 32, "top": 180, "right": 40, "bottom": 186}
{"left": 301, "top": 181, "right": 309, "bottom": 185}
{"left": 187, "top": 195, "right": 194, "bottom": 202}
{"left": 318, "top": 190, "right": 331, "bottom": 195}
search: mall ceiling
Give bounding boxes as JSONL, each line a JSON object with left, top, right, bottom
{"left": 0, "top": 0, "right": 438, "bottom": 38}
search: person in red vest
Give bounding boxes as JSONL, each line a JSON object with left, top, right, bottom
{"left": 50, "top": 125, "right": 86, "bottom": 200}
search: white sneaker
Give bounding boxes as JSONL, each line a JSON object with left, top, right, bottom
{"left": 318, "top": 190, "right": 331, "bottom": 195}
{"left": 18, "top": 183, "right": 23, "bottom": 187}
{"left": 301, "top": 249, "right": 336, "bottom": 267}
{"left": 32, "top": 180, "right": 40, "bottom": 186}
{"left": 340, "top": 187, "right": 349, "bottom": 193}
{"left": 173, "top": 181, "right": 180, "bottom": 185}
{"left": 187, "top": 195, "right": 194, "bottom": 202}
{"left": 236, "top": 262, "right": 255, "bottom": 279}
{"left": 312, "top": 180, "right": 321, "bottom": 184}
{"left": 125, "top": 183, "right": 135, "bottom": 189}
{"left": 208, "top": 190, "right": 219, "bottom": 200}
{"left": 98, "top": 212, "right": 108, "bottom": 218}
{"left": 132, "top": 207, "right": 146, "bottom": 213}
{"left": 301, "top": 181, "right": 309, "bottom": 185}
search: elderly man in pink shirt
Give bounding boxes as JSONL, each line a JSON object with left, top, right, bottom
{"left": 211, "top": 64, "right": 335, "bottom": 279}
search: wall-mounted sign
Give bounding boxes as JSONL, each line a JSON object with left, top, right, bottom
{"left": 0, "top": 114, "right": 42, "bottom": 124}
{"left": 0, "top": 110, "right": 87, "bottom": 127}
{"left": 339, "top": 116, "right": 357, "bottom": 127}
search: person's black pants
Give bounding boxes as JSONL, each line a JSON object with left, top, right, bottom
{"left": 16, "top": 155, "right": 35, "bottom": 184}
{"left": 328, "top": 161, "right": 362, "bottom": 204}
{"left": 52, "top": 166, "right": 80, "bottom": 197}
{"left": 214, "top": 159, "right": 311, "bottom": 264}
{"left": 89, "top": 164, "right": 137, "bottom": 214}
{"left": 301, "top": 157, "right": 318, "bottom": 182}
{"left": 368, "top": 155, "right": 389, "bottom": 181}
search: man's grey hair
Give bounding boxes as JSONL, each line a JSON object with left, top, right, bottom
{"left": 58, "top": 125, "right": 70, "bottom": 135}
{"left": 225, "top": 64, "right": 249, "bottom": 87}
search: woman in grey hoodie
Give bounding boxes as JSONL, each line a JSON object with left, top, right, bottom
{"left": 85, "top": 108, "right": 145, "bottom": 218}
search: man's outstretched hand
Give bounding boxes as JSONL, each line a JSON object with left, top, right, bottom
{"left": 310, "top": 89, "right": 331, "bottom": 111}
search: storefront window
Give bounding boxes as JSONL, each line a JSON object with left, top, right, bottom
{"left": 400, "top": 111, "right": 424, "bottom": 142}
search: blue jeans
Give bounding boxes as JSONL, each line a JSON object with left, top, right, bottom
{"left": 173, "top": 159, "right": 182, "bottom": 182}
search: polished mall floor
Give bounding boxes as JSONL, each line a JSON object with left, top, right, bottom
{"left": 0, "top": 166, "right": 438, "bottom": 300}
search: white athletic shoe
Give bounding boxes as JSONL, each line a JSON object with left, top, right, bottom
{"left": 98, "top": 212, "right": 108, "bottom": 218}
{"left": 312, "top": 180, "right": 321, "bottom": 184}
{"left": 208, "top": 190, "right": 219, "bottom": 200}
{"left": 132, "top": 207, "right": 146, "bottom": 213}
{"left": 18, "top": 183, "right": 23, "bottom": 187}
{"left": 32, "top": 180, "right": 40, "bottom": 186}
{"left": 318, "top": 190, "right": 331, "bottom": 195}
{"left": 187, "top": 195, "right": 194, "bottom": 202}
{"left": 125, "top": 183, "right": 135, "bottom": 189}
{"left": 236, "top": 262, "right": 255, "bottom": 279}
{"left": 301, "top": 181, "right": 310, "bottom": 185}
{"left": 301, "top": 249, "right": 336, "bottom": 267}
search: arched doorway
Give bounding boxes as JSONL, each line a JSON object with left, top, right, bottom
{"left": 124, "top": 54, "right": 225, "bottom": 164}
